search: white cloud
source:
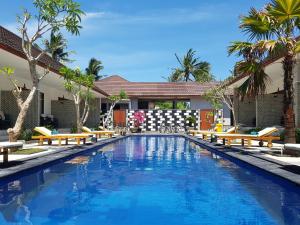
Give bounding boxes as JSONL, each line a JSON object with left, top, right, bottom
{"left": 82, "top": 12, "right": 106, "bottom": 20}
{"left": 82, "top": 7, "right": 215, "bottom": 28}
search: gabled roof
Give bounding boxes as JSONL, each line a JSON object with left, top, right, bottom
{"left": 100, "top": 75, "right": 129, "bottom": 83}
{"left": 0, "top": 26, "right": 62, "bottom": 73}
{"left": 96, "top": 75, "right": 217, "bottom": 98}
{"left": 227, "top": 37, "right": 300, "bottom": 86}
{"left": 0, "top": 26, "right": 108, "bottom": 96}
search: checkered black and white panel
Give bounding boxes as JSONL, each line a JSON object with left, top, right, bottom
{"left": 128, "top": 110, "right": 199, "bottom": 131}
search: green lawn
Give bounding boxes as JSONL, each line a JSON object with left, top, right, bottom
{"left": 12, "top": 148, "right": 45, "bottom": 155}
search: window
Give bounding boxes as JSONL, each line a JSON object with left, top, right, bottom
{"left": 138, "top": 100, "right": 149, "bottom": 109}
{"left": 101, "top": 103, "right": 108, "bottom": 114}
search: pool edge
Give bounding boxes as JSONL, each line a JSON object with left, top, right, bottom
{"left": 1, "top": 134, "right": 300, "bottom": 188}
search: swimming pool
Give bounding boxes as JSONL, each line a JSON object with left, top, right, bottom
{"left": 0, "top": 136, "right": 300, "bottom": 225}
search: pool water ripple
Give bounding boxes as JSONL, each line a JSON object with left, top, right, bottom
{"left": 0, "top": 136, "right": 299, "bottom": 225}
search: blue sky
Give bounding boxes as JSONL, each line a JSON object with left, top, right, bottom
{"left": 0, "top": 0, "right": 268, "bottom": 81}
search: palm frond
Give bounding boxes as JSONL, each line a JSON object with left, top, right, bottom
{"left": 228, "top": 41, "right": 253, "bottom": 56}
{"left": 45, "top": 31, "right": 71, "bottom": 63}
{"left": 193, "top": 62, "right": 214, "bottom": 82}
{"left": 86, "top": 58, "right": 104, "bottom": 80}
{"left": 169, "top": 69, "right": 184, "bottom": 82}
{"left": 269, "top": 0, "right": 300, "bottom": 22}
{"left": 241, "top": 7, "right": 274, "bottom": 40}
{"left": 235, "top": 60, "right": 270, "bottom": 99}
{"left": 169, "top": 49, "right": 213, "bottom": 83}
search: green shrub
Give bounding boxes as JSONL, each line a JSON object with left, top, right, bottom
{"left": 20, "top": 129, "right": 33, "bottom": 141}
{"left": 296, "top": 128, "right": 300, "bottom": 143}
{"left": 71, "top": 125, "right": 78, "bottom": 133}
{"left": 186, "top": 116, "right": 197, "bottom": 125}
{"left": 279, "top": 128, "right": 300, "bottom": 143}
{"left": 280, "top": 130, "right": 285, "bottom": 141}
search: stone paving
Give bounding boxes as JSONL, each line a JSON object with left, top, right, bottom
{"left": 188, "top": 135, "right": 300, "bottom": 186}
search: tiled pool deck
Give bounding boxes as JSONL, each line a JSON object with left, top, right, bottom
{"left": 1, "top": 134, "right": 300, "bottom": 187}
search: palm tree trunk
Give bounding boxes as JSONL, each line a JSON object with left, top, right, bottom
{"left": 283, "top": 54, "right": 296, "bottom": 143}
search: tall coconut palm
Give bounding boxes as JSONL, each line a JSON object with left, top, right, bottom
{"left": 229, "top": 0, "right": 300, "bottom": 143}
{"left": 45, "top": 31, "right": 70, "bottom": 63}
{"left": 86, "top": 58, "right": 104, "bottom": 80}
{"left": 169, "top": 49, "right": 213, "bottom": 82}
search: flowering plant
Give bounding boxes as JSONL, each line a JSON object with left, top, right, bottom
{"left": 132, "top": 111, "right": 145, "bottom": 127}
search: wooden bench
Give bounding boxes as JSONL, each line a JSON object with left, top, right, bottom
{"left": 0, "top": 142, "right": 23, "bottom": 164}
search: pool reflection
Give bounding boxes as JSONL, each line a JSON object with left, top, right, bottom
{"left": 0, "top": 136, "right": 299, "bottom": 225}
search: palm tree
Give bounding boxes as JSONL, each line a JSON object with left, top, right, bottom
{"left": 86, "top": 58, "right": 104, "bottom": 80}
{"left": 169, "top": 49, "right": 213, "bottom": 82}
{"left": 228, "top": 41, "right": 271, "bottom": 99}
{"left": 229, "top": 0, "right": 300, "bottom": 143}
{"left": 45, "top": 31, "right": 70, "bottom": 63}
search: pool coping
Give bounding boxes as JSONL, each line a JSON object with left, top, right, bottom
{"left": 0, "top": 136, "right": 127, "bottom": 180}
{"left": 185, "top": 135, "right": 300, "bottom": 187}
{"left": 1, "top": 134, "right": 300, "bottom": 187}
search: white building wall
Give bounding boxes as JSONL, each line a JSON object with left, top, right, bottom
{"left": 0, "top": 73, "right": 73, "bottom": 116}
{"left": 130, "top": 99, "right": 138, "bottom": 110}
{"left": 190, "top": 97, "right": 212, "bottom": 110}
{"left": 190, "top": 97, "right": 231, "bottom": 126}
{"left": 39, "top": 83, "right": 73, "bottom": 115}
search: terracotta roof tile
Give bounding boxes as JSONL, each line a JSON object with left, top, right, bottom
{"left": 0, "top": 26, "right": 62, "bottom": 73}
{"left": 0, "top": 26, "right": 109, "bottom": 96}
{"left": 96, "top": 76, "right": 217, "bottom": 98}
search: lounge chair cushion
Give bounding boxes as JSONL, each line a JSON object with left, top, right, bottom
{"left": 257, "top": 127, "right": 278, "bottom": 137}
{"left": 226, "top": 127, "right": 236, "bottom": 133}
{"left": 51, "top": 129, "right": 59, "bottom": 135}
{"left": 82, "top": 126, "right": 92, "bottom": 133}
{"left": 284, "top": 144, "right": 300, "bottom": 151}
{"left": 35, "top": 127, "right": 91, "bottom": 138}
{"left": 216, "top": 127, "right": 278, "bottom": 138}
{"left": 35, "top": 127, "right": 52, "bottom": 136}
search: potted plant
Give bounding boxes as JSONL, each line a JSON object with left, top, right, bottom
{"left": 186, "top": 116, "right": 197, "bottom": 128}
{"left": 131, "top": 111, "right": 145, "bottom": 133}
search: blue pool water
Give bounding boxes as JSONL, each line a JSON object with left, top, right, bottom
{"left": 0, "top": 136, "right": 300, "bottom": 225}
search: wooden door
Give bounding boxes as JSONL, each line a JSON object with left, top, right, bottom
{"left": 200, "top": 109, "right": 214, "bottom": 130}
{"left": 113, "top": 110, "right": 127, "bottom": 127}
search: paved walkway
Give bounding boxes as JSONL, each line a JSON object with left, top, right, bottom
{"left": 0, "top": 138, "right": 109, "bottom": 163}
{"left": 207, "top": 138, "right": 300, "bottom": 167}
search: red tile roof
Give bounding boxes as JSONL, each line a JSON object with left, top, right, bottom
{"left": 0, "top": 25, "right": 63, "bottom": 73}
{"left": 96, "top": 75, "right": 217, "bottom": 98}
{"left": 0, "top": 26, "right": 108, "bottom": 96}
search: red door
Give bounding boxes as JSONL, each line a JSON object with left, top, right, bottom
{"left": 113, "top": 110, "right": 127, "bottom": 127}
{"left": 200, "top": 109, "right": 214, "bottom": 130}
